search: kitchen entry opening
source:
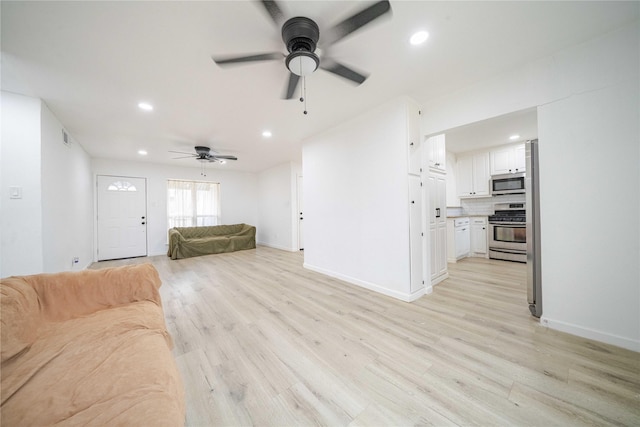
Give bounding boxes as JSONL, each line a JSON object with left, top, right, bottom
{"left": 167, "top": 179, "right": 221, "bottom": 228}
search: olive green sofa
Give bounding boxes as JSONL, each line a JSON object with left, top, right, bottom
{"left": 167, "top": 223, "right": 256, "bottom": 260}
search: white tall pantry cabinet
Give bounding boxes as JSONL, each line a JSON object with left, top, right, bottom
{"left": 426, "top": 134, "right": 448, "bottom": 285}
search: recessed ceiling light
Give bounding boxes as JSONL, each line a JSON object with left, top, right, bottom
{"left": 509, "top": 134, "right": 520, "bottom": 140}
{"left": 410, "top": 30, "right": 429, "bottom": 46}
{"left": 138, "top": 150, "right": 148, "bottom": 155}
{"left": 138, "top": 102, "right": 153, "bottom": 111}
{"left": 262, "top": 130, "right": 272, "bottom": 138}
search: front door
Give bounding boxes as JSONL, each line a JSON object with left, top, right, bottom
{"left": 97, "top": 175, "right": 147, "bottom": 261}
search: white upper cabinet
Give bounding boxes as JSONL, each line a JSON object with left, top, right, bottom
{"left": 427, "top": 134, "right": 446, "bottom": 172}
{"left": 457, "top": 152, "right": 490, "bottom": 198}
{"left": 490, "top": 143, "right": 526, "bottom": 175}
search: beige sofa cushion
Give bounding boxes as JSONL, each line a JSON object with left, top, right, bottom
{"left": 0, "top": 278, "right": 41, "bottom": 362}
{"left": 0, "top": 264, "right": 185, "bottom": 426}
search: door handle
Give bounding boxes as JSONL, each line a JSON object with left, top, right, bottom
{"left": 435, "top": 208, "right": 441, "bottom": 218}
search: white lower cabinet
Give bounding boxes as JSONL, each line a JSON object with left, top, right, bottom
{"left": 470, "top": 217, "right": 488, "bottom": 257}
{"left": 447, "top": 217, "right": 470, "bottom": 262}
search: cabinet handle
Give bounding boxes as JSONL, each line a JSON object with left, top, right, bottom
{"left": 410, "top": 142, "right": 414, "bottom": 146}
{"left": 435, "top": 208, "right": 441, "bottom": 218}
{"left": 411, "top": 200, "right": 415, "bottom": 204}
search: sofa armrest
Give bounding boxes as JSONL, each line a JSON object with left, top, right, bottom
{"left": 26, "top": 264, "right": 162, "bottom": 322}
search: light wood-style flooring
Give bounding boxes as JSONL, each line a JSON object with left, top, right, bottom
{"left": 93, "top": 247, "right": 640, "bottom": 426}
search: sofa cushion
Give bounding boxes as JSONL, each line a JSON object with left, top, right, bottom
{"left": 175, "top": 223, "right": 246, "bottom": 239}
{"left": 27, "top": 263, "right": 162, "bottom": 322}
{"left": 0, "top": 278, "right": 41, "bottom": 363}
{"left": 1, "top": 301, "right": 184, "bottom": 426}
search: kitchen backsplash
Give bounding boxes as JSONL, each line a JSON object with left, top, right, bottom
{"left": 460, "top": 193, "right": 526, "bottom": 215}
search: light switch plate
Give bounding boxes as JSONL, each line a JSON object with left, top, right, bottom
{"left": 9, "top": 186, "right": 22, "bottom": 199}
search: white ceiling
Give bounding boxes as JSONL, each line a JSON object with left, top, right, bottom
{"left": 443, "top": 108, "right": 538, "bottom": 154}
{"left": 2, "top": 1, "right": 637, "bottom": 172}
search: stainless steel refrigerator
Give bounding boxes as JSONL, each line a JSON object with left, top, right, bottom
{"left": 526, "top": 140, "right": 542, "bottom": 317}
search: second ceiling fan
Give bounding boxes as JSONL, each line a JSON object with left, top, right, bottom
{"left": 211, "top": 0, "right": 392, "bottom": 99}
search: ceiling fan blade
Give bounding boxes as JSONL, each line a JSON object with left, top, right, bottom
{"left": 212, "top": 155, "right": 238, "bottom": 160}
{"left": 212, "top": 52, "right": 284, "bottom": 66}
{"left": 258, "top": 0, "right": 286, "bottom": 28}
{"left": 283, "top": 73, "right": 301, "bottom": 99}
{"left": 324, "top": 0, "right": 392, "bottom": 46}
{"left": 169, "top": 150, "right": 197, "bottom": 156}
{"left": 320, "top": 60, "right": 368, "bottom": 85}
{"left": 172, "top": 155, "right": 197, "bottom": 160}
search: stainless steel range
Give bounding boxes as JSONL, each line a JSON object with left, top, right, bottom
{"left": 488, "top": 202, "right": 526, "bottom": 263}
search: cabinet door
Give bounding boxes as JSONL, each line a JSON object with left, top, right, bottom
{"left": 435, "top": 136, "right": 446, "bottom": 171}
{"left": 426, "top": 174, "right": 437, "bottom": 227}
{"left": 473, "top": 152, "right": 491, "bottom": 196}
{"left": 471, "top": 224, "right": 487, "bottom": 254}
{"left": 436, "top": 224, "right": 447, "bottom": 275}
{"left": 427, "top": 134, "right": 446, "bottom": 171}
{"left": 436, "top": 174, "right": 447, "bottom": 226}
{"left": 408, "top": 141, "right": 422, "bottom": 175}
{"left": 514, "top": 144, "right": 526, "bottom": 173}
{"left": 490, "top": 147, "right": 512, "bottom": 175}
{"left": 429, "top": 226, "right": 438, "bottom": 280}
{"left": 409, "top": 176, "right": 424, "bottom": 292}
{"left": 456, "top": 155, "right": 474, "bottom": 197}
{"left": 454, "top": 226, "right": 470, "bottom": 258}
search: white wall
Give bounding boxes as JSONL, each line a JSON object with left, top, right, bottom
{"left": 445, "top": 151, "right": 459, "bottom": 207}
{"left": 1, "top": 92, "right": 44, "bottom": 276}
{"left": 0, "top": 92, "right": 93, "bottom": 276}
{"left": 40, "top": 103, "right": 93, "bottom": 272}
{"left": 257, "top": 161, "right": 300, "bottom": 251}
{"left": 92, "top": 158, "right": 258, "bottom": 257}
{"left": 303, "top": 98, "right": 413, "bottom": 300}
{"left": 420, "top": 22, "right": 640, "bottom": 351}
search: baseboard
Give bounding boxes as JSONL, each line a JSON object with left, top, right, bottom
{"left": 432, "top": 272, "right": 449, "bottom": 286}
{"left": 540, "top": 316, "right": 640, "bottom": 352}
{"left": 303, "top": 263, "right": 425, "bottom": 302}
{"left": 257, "top": 241, "right": 298, "bottom": 252}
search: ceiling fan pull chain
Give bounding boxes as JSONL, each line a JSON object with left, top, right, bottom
{"left": 303, "top": 76, "right": 308, "bottom": 115}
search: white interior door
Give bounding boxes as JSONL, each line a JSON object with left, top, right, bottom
{"left": 297, "top": 175, "right": 304, "bottom": 250}
{"left": 97, "top": 175, "right": 147, "bottom": 261}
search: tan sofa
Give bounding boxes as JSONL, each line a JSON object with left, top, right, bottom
{"left": 0, "top": 264, "right": 185, "bottom": 426}
{"left": 167, "top": 223, "right": 256, "bottom": 260}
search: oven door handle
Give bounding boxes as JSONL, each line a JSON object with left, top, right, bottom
{"left": 489, "top": 247, "right": 526, "bottom": 255}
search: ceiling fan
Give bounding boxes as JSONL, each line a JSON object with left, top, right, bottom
{"left": 170, "top": 146, "right": 238, "bottom": 164}
{"left": 211, "top": 0, "right": 392, "bottom": 99}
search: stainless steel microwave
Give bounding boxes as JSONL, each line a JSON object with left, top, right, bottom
{"left": 491, "top": 173, "right": 525, "bottom": 195}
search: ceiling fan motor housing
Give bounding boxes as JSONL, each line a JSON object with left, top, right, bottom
{"left": 282, "top": 17, "right": 319, "bottom": 53}
{"left": 194, "top": 145, "right": 211, "bottom": 157}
